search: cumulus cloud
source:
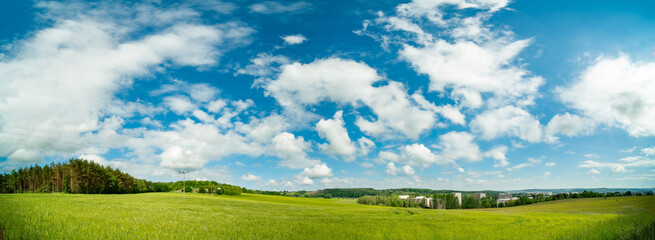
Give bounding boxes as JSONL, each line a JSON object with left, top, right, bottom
{"left": 295, "top": 176, "right": 314, "bottom": 185}
{"left": 378, "top": 142, "right": 464, "bottom": 169}
{"left": 485, "top": 145, "right": 509, "bottom": 167}
{"left": 164, "top": 96, "right": 197, "bottom": 115}
{"left": 385, "top": 162, "right": 415, "bottom": 176}
{"left": 113, "top": 119, "right": 263, "bottom": 172}
{"left": 0, "top": 1, "right": 253, "bottom": 166}
{"left": 281, "top": 34, "right": 307, "bottom": 45}
{"left": 400, "top": 39, "right": 542, "bottom": 100}
{"left": 316, "top": 111, "right": 357, "bottom": 160}
{"left": 399, "top": 143, "right": 442, "bottom": 167}
{"left": 241, "top": 173, "right": 261, "bottom": 181}
{"left": 559, "top": 55, "right": 655, "bottom": 136}
{"left": 237, "top": 114, "right": 290, "bottom": 143}
{"left": 300, "top": 163, "right": 333, "bottom": 179}
{"left": 265, "top": 58, "right": 436, "bottom": 138}
{"left": 588, "top": 169, "right": 600, "bottom": 175}
{"left": 435, "top": 131, "right": 482, "bottom": 163}
{"left": 366, "top": 0, "right": 542, "bottom": 110}
{"left": 357, "top": 137, "right": 376, "bottom": 155}
{"left": 545, "top": 113, "right": 595, "bottom": 142}
{"left": 160, "top": 146, "right": 208, "bottom": 171}
{"left": 470, "top": 106, "right": 542, "bottom": 142}
{"left": 271, "top": 132, "right": 320, "bottom": 169}
{"left": 545, "top": 162, "right": 556, "bottom": 167}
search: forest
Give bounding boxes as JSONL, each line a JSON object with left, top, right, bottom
{"left": 0, "top": 159, "right": 242, "bottom": 195}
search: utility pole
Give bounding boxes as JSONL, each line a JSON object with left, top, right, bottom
{"left": 179, "top": 171, "right": 189, "bottom": 200}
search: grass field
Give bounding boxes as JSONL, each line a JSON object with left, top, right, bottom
{"left": 0, "top": 193, "right": 653, "bottom": 239}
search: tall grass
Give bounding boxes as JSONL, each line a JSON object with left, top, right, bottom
{"left": 0, "top": 193, "right": 652, "bottom": 239}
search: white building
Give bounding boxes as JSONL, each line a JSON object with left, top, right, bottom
{"left": 452, "top": 192, "right": 462, "bottom": 206}
{"left": 399, "top": 195, "right": 409, "bottom": 199}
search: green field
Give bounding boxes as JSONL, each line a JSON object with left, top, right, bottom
{"left": 1, "top": 193, "right": 653, "bottom": 239}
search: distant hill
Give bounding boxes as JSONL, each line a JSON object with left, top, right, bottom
{"left": 285, "top": 187, "right": 655, "bottom": 199}
{"left": 511, "top": 188, "right": 655, "bottom": 194}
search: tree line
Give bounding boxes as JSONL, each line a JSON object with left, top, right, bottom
{"left": 0, "top": 159, "right": 241, "bottom": 195}
{"left": 171, "top": 180, "right": 242, "bottom": 195}
{"left": 356, "top": 190, "right": 653, "bottom": 209}
{"left": 357, "top": 193, "right": 461, "bottom": 209}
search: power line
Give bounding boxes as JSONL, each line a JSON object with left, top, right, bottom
{"left": 179, "top": 171, "right": 189, "bottom": 200}
{"left": 0, "top": 131, "right": 90, "bottom": 147}
{"left": 0, "top": 124, "right": 88, "bottom": 142}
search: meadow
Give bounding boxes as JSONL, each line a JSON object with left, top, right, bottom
{"left": 0, "top": 193, "right": 653, "bottom": 239}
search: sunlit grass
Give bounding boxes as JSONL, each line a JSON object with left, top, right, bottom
{"left": 0, "top": 193, "right": 653, "bottom": 239}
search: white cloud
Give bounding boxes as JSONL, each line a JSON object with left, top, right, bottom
{"left": 584, "top": 153, "right": 598, "bottom": 158}
{"left": 371, "top": 0, "right": 542, "bottom": 109}
{"left": 435, "top": 131, "right": 482, "bottom": 163}
{"left": 579, "top": 159, "right": 655, "bottom": 173}
{"left": 641, "top": 146, "right": 655, "bottom": 156}
{"left": 451, "top": 88, "right": 483, "bottom": 109}
{"left": 160, "top": 146, "right": 208, "bottom": 171}
{"left": 316, "top": 111, "right": 357, "bottom": 160}
{"left": 411, "top": 93, "right": 465, "bottom": 125}
{"left": 164, "top": 96, "right": 197, "bottom": 115}
{"left": 241, "top": 173, "right": 261, "bottom": 181}
{"left": 77, "top": 154, "right": 123, "bottom": 168}
{"left": 130, "top": 119, "right": 264, "bottom": 172}
{"left": 281, "top": 34, "right": 307, "bottom": 45}
{"left": 395, "top": 0, "right": 510, "bottom": 23}
{"left": 237, "top": 53, "right": 291, "bottom": 78}
{"left": 400, "top": 39, "right": 542, "bottom": 101}
{"left": 265, "top": 58, "right": 436, "bottom": 138}
{"left": 543, "top": 171, "right": 551, "bottom": 177}
{"left": 507, "top": 158, "right": 541, "bottom": 171}
{"left": 153, "top": 82, "right": 220, "bottom": 104}
{"left": 0, "top": 2, "right": 253, "bottom": 165}
{"left": 621, "top": 147, "right": 637, "bottom": 153}
{"left": 457, "top": 167, "right": 465, "bottom": 173}
{"left": 271, "top": 132, "right": 320, "bottom": 169}
{"left": 470, "top": 106, "right": 542, "bottom": 142}
{"left": 295, "top": 176, "right": 314, "bottom": 185}
{"left": 545, "top": 113, "right": 595, "bottom": 142}
{"left": 206, "top": 100, "right": 227, "bottom": 113}
{"left": 357, "top": 137, "right": 376, "bottom": 155}
{"left": 619, "top": 156, "right": 642, "bottom": 162}
{"left": 400, "top": 143, "right": 442, "bottom": 167}
{"left": 588, "top": 169, "right": 600, "bottom": 175}
{"left": 300, "top": 163, "right": 333, "bottom": 179}
{"left": 559, "top": 55, "right": 655, "bottom": 136}
{"left": 249, "top": 1, "right": 311, "bottom": 14}
{"left": 545, "top": 162, "right": 556, "bottom": 167}
{"left": 238, "top": 114, "right": 290, "bottom": 143}
{"left": 485, "top": 145, "right": 509, "bottom": 167}
{"left": 385, "top": 162, "right": 415, "bottom": 176}
{"left": 7, "top": 148, "right": 43, "bottom": 163}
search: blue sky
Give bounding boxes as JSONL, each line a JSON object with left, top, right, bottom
{"left": 1, "top": 0, "right": 654, "bottom": 191}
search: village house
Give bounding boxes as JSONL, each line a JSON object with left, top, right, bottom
{"left": 452, "top": 192, "right": 462, "bottom": 206}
